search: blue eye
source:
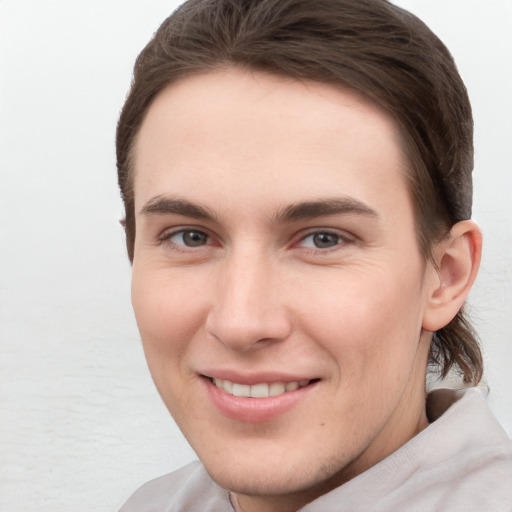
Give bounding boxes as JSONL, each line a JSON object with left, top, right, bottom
{"left": 300, "top": 232, "right": 344, "bottom": 249}
{"left": 170, "top": 230, "right": 209, "bottom": 247}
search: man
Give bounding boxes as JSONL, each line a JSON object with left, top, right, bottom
{"left": 117, "top": 1, "right": 512, "bottom": 510}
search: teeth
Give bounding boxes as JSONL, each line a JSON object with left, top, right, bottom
{"left": 212, "top": 378, "right": 310, "bottom": 398}
{"left": 269, "top": 382, "right": 285, "bottom": 396}
{"left": 285, "top": 381, "right": 299, "bottom": 391}
{"left": 232, "top": 383, "right": 250, "bottom": 397}
{"left": 250, "top": 383, "right": 269, "bottom": 398}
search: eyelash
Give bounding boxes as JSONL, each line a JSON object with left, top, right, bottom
{"left": 158, "top": 227, "right": 214, "bottom": 251}
{"left": 293, "top": 229, "right": 355, "bottom": 254}
{"left": 157, "top": 227, "right": 355, "bottom": 254}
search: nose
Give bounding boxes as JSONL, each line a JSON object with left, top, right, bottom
{"left": 205, "top": 250, "right": 292, "bottom": 351}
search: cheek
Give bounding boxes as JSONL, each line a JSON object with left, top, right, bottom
{"left": 131, "top": 267, "right": 205, "bottom": 372}
{"left": 299, "top": 266, "right": 426, "bottom": 380}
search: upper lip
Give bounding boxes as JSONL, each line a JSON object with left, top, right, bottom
{"left": 199, "top": 370, "right": 317, "bottom": 385}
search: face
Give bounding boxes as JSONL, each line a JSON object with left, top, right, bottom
{"left": 131, "top": 69, "right": 437, "bottom": 511}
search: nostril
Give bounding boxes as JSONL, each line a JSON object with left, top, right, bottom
{"left": 205, "top": 310, "right": 292, "bottom": 352}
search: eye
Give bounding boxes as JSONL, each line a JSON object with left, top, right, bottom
{"left": 298, "top": 231, "right": 346, "bottom": 249}
{"left": 168, "top": 229, "right": 210, "bottom": 247}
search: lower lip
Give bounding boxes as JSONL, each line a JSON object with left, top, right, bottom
{"left": 203, "top": 378, "right": 315, "bottom": 423}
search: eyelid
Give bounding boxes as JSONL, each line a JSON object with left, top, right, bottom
{"left": 156, "top": 225, "right": 356, "bottom": 251}
{"left": 293, "top": 227, "right": 356, "bottom": 250}
{"left": 157, "top": 226, "right": 216, "bottom": 246}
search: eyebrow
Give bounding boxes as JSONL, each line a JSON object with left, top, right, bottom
{"left": 274, "top": 198, "right": 379, "bottom": 223}
{"left": 140, "top": 195, "right": 378, "bottom": 225}
{"left": 140, "top": 196, "right": 218, "bottom": 222}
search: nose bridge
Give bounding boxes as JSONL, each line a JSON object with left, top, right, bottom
{"left": 206, "top": 244, "right": 290, "bottom": 350}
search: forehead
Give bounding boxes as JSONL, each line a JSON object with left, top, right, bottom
{"left": 133, "top": 68, "right": 411, "bottom": 220}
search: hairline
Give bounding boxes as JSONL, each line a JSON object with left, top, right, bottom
{"left": 124, "top": 65, "right": 443, "bottom": 263}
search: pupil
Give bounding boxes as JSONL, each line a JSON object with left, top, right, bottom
{"left": 183, "top": 231, "right": 207, "bottom": 247}
{"left": 313, "top": 233, "right": 338, "bottom": 248}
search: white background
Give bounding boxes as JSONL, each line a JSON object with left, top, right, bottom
{"left": 0, "top": 1, "right": 511, "bottom": 511}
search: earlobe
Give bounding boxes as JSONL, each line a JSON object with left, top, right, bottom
{"left": 422, "top": 220, "right": 482, "bottom": 332}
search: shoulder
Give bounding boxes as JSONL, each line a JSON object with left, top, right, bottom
{"left": 386, "top": 387, "right": 512, "bottom": 512}
{"left": 420, "top": 387, "right": 512, "bottom": 511}
{"left": 305, "top": 387, "right": 512, "bottom": 512}
{"left": 118, "top": 461, "right": 231, "bottom": 512}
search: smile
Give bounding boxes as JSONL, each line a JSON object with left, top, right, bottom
{"left": 211, "top": 378, "right": 311, "bottom": 398}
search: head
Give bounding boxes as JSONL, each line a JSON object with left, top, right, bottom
{"left": 117, "top": 0, "right": 482, "bottom": 509}
{"left": 118, "top": 0, "right": 482, "bottom": 385}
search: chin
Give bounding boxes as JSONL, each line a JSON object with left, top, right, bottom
{"left": 201, "top": 448, "right": 353, "bottom": 499}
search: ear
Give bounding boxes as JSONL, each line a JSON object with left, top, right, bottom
{"left": 422, "top": 220, "right": 482, "bottom": 332}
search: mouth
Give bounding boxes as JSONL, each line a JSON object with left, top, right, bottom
{"left": 201, "top": 374, "right": 319, "bottom": 422}
{"left": 210, "top": 377, "right": 314, "bottom": 398}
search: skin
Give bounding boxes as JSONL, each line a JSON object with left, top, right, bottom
{"left": 130, "top": 69, "right": 476, "bottom": 512}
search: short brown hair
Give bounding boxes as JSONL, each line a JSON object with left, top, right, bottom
{"left": 116, "top": 0, "right": 482, "bottom": 384}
